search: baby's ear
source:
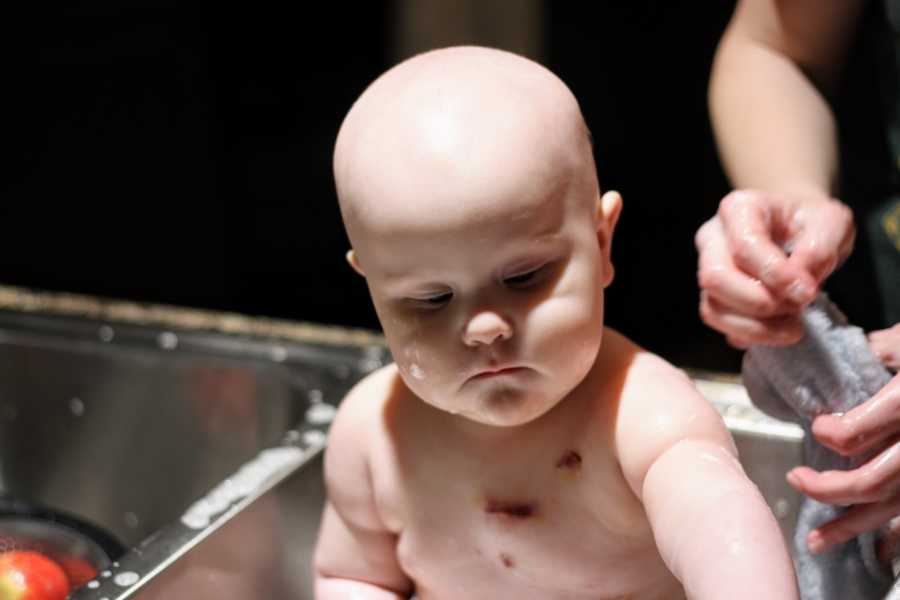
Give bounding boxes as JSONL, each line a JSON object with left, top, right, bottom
{"left": 595, "top": 191, "right": 622, "bottom": 287}
{"left": 345, "top": 249, "right": 366, "bottom": 276}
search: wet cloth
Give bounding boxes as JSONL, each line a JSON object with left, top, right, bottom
{"left": 742, "top": 294, "right": 895, "bottom": 600}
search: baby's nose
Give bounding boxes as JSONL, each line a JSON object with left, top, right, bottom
{"left": 463, "top": 311, "right": 513, "bottom": 346}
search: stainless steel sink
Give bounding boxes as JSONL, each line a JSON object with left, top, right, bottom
{"left": 0, "top": 289, "right": 387, "bottom": 599}
{"left": 0, "top": 287, "right": 806, "bottom": 599}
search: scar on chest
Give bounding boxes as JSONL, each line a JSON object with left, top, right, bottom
{"left": 484, "top": 499, "right": 538, "bottom": 519}
{"left": 556, "top": 449, "right": 582, "bottom": 470}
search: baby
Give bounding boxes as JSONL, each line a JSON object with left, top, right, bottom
{"left": 313, "top": 46, "right": 799, "bottom": 599}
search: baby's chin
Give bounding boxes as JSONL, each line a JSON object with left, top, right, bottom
{"left": 445, "top": 388, "right": 564, "bottom": 428}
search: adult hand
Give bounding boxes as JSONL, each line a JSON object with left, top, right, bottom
{"left": 870, "top": 323, "right": 900, "bottom": 371}
{"left": 785, "top": 369, "right": 900, "bottom": 554}
{"left": 695, "top": 189, "right": 855, "bottom": 348}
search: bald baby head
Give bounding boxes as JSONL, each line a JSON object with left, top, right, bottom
{"left": 334, "top": 46, "right": 599, "bottom": 267}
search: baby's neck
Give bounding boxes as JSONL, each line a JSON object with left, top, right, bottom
{"left": 443, "top": 391, "right": 580, "bottom": 447}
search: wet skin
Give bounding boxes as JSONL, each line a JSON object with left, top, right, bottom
{"left": 354, "top": 332, "right": 686, "bottom": 600}
{"left": 315, "top": 46, "right": 798, "bottom": 600}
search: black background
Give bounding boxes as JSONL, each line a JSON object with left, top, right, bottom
{"left": 3, "top": 2, "right": 885, "bottom": 372}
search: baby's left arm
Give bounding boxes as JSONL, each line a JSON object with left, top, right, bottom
{"left": 616, "top": 357, "right": 798, "bottom": 599}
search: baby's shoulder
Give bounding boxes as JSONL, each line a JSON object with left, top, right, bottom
{"left": 602, "top": 330, "right": 736, "bottom": 494}
{"left": 600, "top": 328, "right": 702, "bottom": 408}
{"left": 592, "top": 329, "right": 696, "bottom": 402}
{"left": 325, "top": 364, "right": 405, "bottom": 474}
{"left": 331, "top": 363, "right": 404, "bottom": 439}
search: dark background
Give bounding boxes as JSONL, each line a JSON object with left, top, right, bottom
{"left": 3, "top": 2, "right": 885, "bottom": 372}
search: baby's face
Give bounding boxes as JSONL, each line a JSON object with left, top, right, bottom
{"left": 351, "top": 160, "right": 616, "bottom": 428}
{"left": 335, "top": 46, "right": 618, "bottom": 427}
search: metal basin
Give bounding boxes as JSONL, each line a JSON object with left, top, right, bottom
{"left": 0, "top": 289, "right": 387, "bottom": 599}
{"left": 0, "top": 288, "right": 806, "bottom": 599}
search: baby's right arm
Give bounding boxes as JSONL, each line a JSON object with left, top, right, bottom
{"left": 313, "top": 372, "right": 412, "bottom": 599}
{"left": 615, "top": 352, "right": 799, "bottom": 599}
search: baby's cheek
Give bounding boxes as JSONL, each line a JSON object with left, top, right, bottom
{"left": 396, "top": 339, "right": 458, "bottom": 388}
{"left": 397, "top": 342, "right": 430, "bottom": 382}
{"left": 528, "top": 295, "right": 602, "bottom": 366}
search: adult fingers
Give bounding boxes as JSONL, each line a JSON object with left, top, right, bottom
{"left": 870, "top": 324, "right": 900, "bottom": 371}
{"left": 786, "top": 437, "right": 900, "bottom": 505}
{"left": 717, "top": 190, "right": 817, "bottom": 305}
{"left": 699, "top": 291, "right": 804, "bottom": 346}
{"left": 784, "top": 198, "right": 855, "bottom": 285}
{"left": 696, "top": 217, "right": 785, "bottom": 318}
{"left": 811, "top": 374, "right": 900, "bottom": 457}
{"left": 804, "top": 495, "right": 900, "bottom": 554}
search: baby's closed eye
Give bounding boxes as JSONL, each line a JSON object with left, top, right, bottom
{"left": 502, "top": 263, "right": 553, "bottom": 289}
{"left": 404, "top": 291, "right": 454, "bottom": 310}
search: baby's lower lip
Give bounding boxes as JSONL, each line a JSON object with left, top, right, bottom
{"left": 472, "top": 367, "right": 526, "bottom": 379}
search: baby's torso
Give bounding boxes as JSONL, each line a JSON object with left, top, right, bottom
{"left": 370, "top": 373, "right": 685, "bottom": 600}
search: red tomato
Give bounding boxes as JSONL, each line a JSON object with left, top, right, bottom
{"left": 0, "top": 551, "right": 70, "bottom": 600}
{"left": 57, "top": 556, "right": 97, "bottom": 589}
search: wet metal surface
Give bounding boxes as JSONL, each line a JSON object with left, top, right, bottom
{"left": 0, "top": 305, "right": 384, "bottom": 599}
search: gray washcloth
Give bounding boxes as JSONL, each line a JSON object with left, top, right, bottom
{"left": 742, "top": 294, "right": 896, "bottom": 600}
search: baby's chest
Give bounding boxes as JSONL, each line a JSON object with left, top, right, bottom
{"left": 389, "top": 452, "right": 671, "bottom": 598}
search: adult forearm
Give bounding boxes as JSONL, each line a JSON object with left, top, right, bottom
{"left": 709, "top": 30, "right": 839, "bottom": 197}
{"left": 316, "top": 576, "right": 407, "bottom": 599}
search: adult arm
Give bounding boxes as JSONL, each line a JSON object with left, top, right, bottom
{"left": 697, "top": 0, "right": 863, "bottom": 346}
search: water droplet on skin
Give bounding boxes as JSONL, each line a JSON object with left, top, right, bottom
{"left": 114, "top": 572, "right": 140, "bottom": 587}
{"left": 409, "top": 364, "right": 425, "bottom": 380}
{"left": 157, "top": 332, "right": 178, "bottom": 350}
{"left": 306, "top": 403, "right": 336, "bottom": 425}
{"left": 69, "top": 398, "right": 85, "bottom": 417}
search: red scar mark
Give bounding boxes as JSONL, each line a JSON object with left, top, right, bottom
{"left": 485, "top": 499, "right": 537, "bottom": 519}
{"left": 499, "top": 553, "right": 515, "bottom": 568}
{"left": 556, "top": 450, "right": 582, "bottom": 470}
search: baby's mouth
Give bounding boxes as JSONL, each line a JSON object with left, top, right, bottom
{"left": 469, "top": 366, "right": 527, "bottom": 380}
